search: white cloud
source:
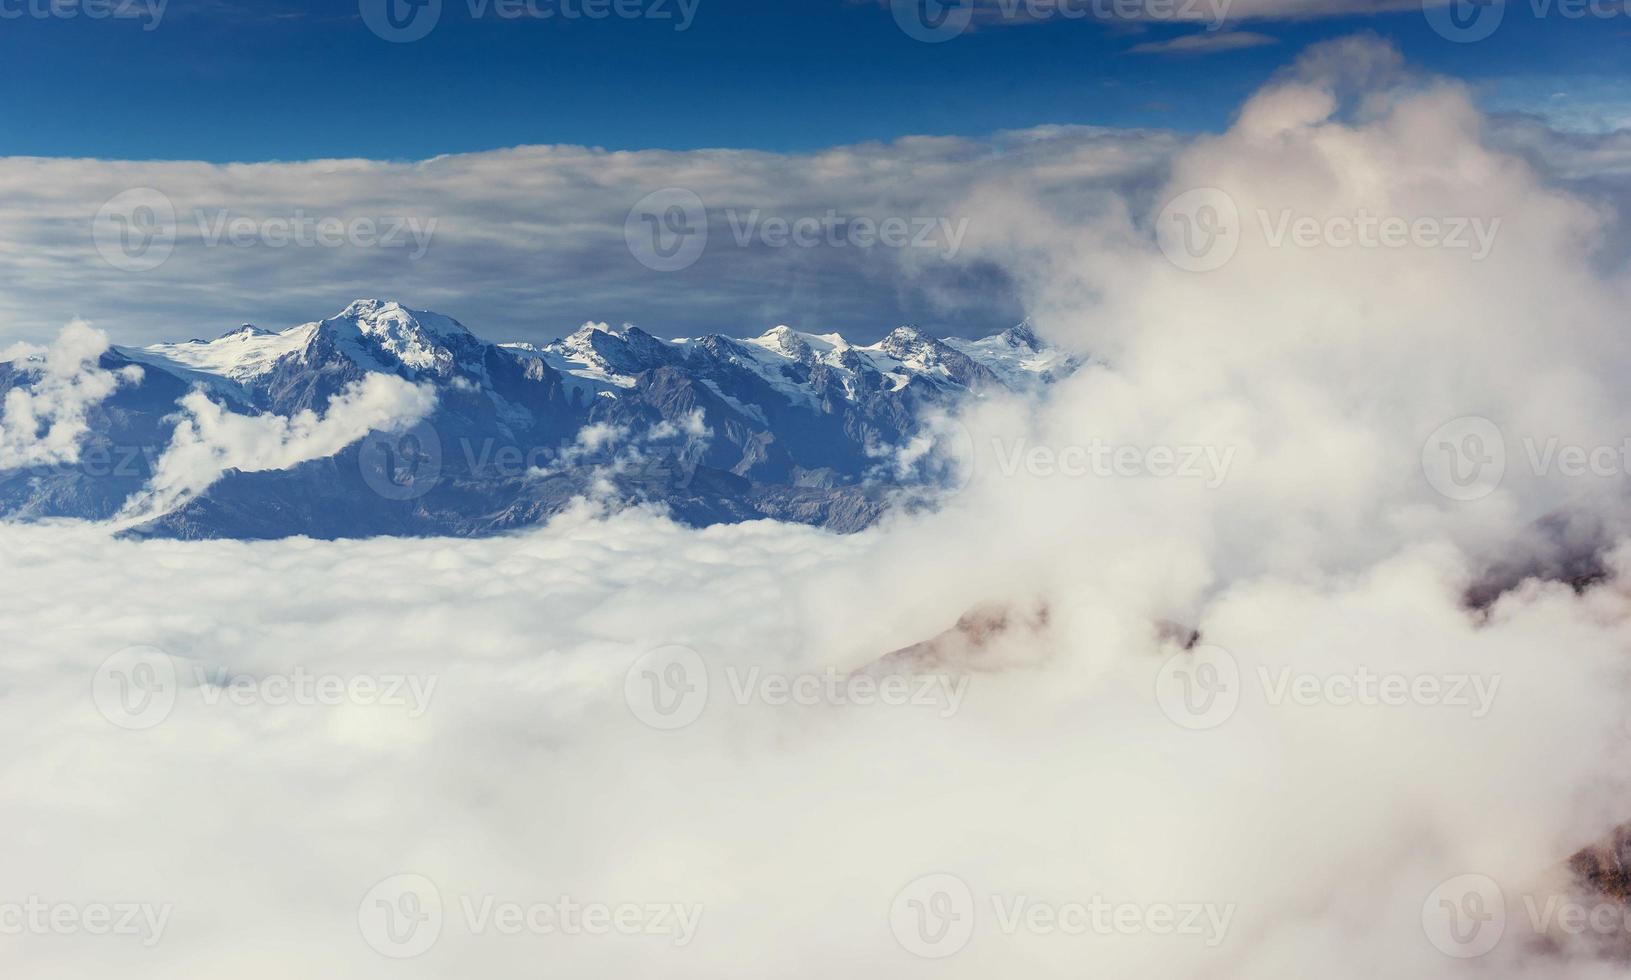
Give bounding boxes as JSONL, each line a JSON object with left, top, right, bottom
{"left": 118, "top": 375, "right": 437, "bottom": 519}
{"left": 0, "top": 319, "right": 141, "bottom": 470}
{"left": 926, "top": 0, "right": 1456, "bottom": 28}
{"left": 1205, "top": 0, "right": 1432, "bottom": 18}
{"left": 1, "top": 509, "right": 1629, "bottom": 976}
{"left": 1129, "top": 30, "right": 1278, "bottom": 53}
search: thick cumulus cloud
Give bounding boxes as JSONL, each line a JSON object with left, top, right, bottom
{"left": 118, "top": 376, "right": 438, "bottom": 520}
{"left": 925, "top": 33, "right": 1631, "bottom": 593}
{"left": 8, "top": 34, "right": 1631, "bottom": 980}
{"left": 0, "top": 320, "right": 141, "bottom": 469}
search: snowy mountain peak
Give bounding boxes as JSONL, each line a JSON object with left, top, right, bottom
{"left": 546, "top": 321, "right": 672, "bottom": 379}
{"left": 744, "top": 325, "right": 850, "bottom": 360}
{"left": 333, "top": 299, "right": 472, "bottom": 340}
{"left": 875, "top": 325, "right": 938, "bottom": 361}
{"left": 941, "top": 321, "right": 1079, "bottom": 390}
{"left": 867, "top": 326, "right": 964, "bottom": 384}
{"left": 998, "top": 320, "right": 1040, "bottom": 351}
{"left": 750, "top": 325, "right": 816, "bottom": 362}
{"left": 565, "top": 320, "right": 625, "bottom": 344}
{"left": 126, "top": 320, "right": 317, "bottom": 388}
{"left": 317, "top": 300, "right": 480, "bottom": 375}
{"left": 216, "top": 324, "right": 272, "bottom": 341}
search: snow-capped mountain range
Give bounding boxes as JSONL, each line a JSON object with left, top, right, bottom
{"left": 0, "top": 300, "right": 1076, "bottom": 539}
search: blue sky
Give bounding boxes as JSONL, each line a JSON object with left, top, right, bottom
{"left": 0, "top": 0, "right": 1626, "bottom": 162}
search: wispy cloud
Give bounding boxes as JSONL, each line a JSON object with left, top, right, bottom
{"left": 1129, "top": 29, "right": 1278, "bottom": 53}
{"left": 872, "top": 0, "right": 1447, "bottom": 29}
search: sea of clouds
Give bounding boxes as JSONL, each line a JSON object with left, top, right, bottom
{"left": 4, "top": 32, "right": 1631, "bottom": 979}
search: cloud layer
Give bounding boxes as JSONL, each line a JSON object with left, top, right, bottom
{"left": 5, "top": 33, "right": 1631, "bottom": 980}
{"left": 0, "top": 130, "right": 1181, "bottom": 349}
